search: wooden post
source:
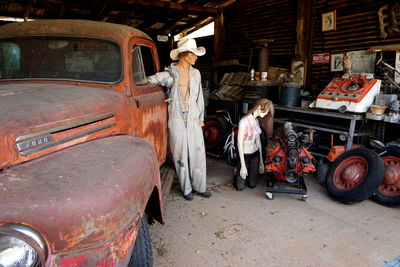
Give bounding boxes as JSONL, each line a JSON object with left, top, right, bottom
{"left": 214, "top": 8, "right": 225, "bottom": 86}
{"left": 296, "top": 0, "right": 315, "bottom": 89}
{"left": 214, "top": 8, "right": 224, "bottom": 62}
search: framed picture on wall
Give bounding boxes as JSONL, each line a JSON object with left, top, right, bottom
{"left": 330, "top": 53, "right": 344, "bottom": 72}
{"left": 291, "top": 59, "right": 307, "bottom": 87}
{"left": 322, "top": 10, "right": 336, "bottom": 32}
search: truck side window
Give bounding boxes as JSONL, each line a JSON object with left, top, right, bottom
{"left": 0, "top": 42, "right": 21, "bottom": 79}
{"left": 132, "top": 45, "right": 156, "bottom": 86}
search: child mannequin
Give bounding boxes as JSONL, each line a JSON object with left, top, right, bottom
{"left": 234, "top": 98, "right": 274, "bottom": 190}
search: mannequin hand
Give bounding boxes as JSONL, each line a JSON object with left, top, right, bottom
{"left": 199, "top": 121, "right": 204, "bottom": 127}
{"left": 240, "top": 166, "right": 248, "bottom": 179}
{"left": 259, "top": 162, "right": 265, "bottom": 174}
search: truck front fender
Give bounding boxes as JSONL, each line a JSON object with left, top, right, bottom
{"left": 0, "top": 135, "right": 163, "bottom": 254}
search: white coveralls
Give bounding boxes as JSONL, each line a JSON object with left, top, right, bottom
{"left": 148, "top": 63, "right": 206, "bottom": 195}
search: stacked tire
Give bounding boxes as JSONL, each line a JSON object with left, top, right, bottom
{"left": 371, "top": 146, "right": 400, "bottom": 206}
{"left": 322, "top": 147, "right": 400, "bottom": 206}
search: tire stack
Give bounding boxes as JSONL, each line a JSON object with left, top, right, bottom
{"left": 317, "top": 146, "right": 400, "bottom": 206}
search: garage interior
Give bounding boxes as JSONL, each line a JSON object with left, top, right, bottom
{"left": 1, "top": 0, "right": 400, "bottom": 266}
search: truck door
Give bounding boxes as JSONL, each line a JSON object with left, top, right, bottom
{"left": 129, "top": 39, "right": 168, "bottom": 165}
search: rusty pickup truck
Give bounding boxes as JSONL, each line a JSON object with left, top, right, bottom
{"left": 0, "top": 20, "right": 170, "bottom": 266}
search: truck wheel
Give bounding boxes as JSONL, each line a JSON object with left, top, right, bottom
{"left": 203, "top": 115, "right": 229, "bottom": 153}
{"left": 128, "top": 217, "right": 153, "bottom": 267}
{"left": 316, "top": 158, "right": 331, "bottom": 184}
{"left": 326, "top": 148, "right": 384, "bottom": 204}
{"left": 371, "top": 146, "right": 400, "bottom": 206}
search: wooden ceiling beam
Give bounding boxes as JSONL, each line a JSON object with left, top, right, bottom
{"left": 178, "top": 16, "right": 214, "bottom": 36}
{"left": 125, "top": 0, "right": 219, "bottom": 15}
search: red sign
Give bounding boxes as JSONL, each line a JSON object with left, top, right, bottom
{"left": 312, "top": 53, "right": 330, "bottom": 64}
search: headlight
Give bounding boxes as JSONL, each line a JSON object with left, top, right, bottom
{"left": 0, "top": 225, "right": 46, "bottom": 267}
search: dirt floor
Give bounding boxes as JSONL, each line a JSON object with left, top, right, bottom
{"left": 150, "top": 158, "right": 400, "bottom": 267}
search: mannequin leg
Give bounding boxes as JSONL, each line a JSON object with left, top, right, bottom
{"left": 188, "top": 123, "right": 207, "bottom": 193}
{"left": 247, "top": 151, "right": 260, "bottom": 188}
{"left": 234, "top": 151, "right": 259, "bottom": 190}
{"left": 169, "top": 121, "right": 192, "bottom": 196}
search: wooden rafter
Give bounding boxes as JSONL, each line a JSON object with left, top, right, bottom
{"left": 125, "top": 0, "right": 219, "bottom": 15}
{"left": 178, "top": 16, "right": 214, "bottom": 37}
{"left": 170, "top": 0, "right": 235, "bottom": 36}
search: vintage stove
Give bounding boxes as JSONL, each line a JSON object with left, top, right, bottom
{"left": 315, "top": 75, "right": 381, "bottom": 113}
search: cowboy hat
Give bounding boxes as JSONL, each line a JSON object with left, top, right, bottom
{"left": 170, "top": 38, "right": 206, "bottom": 61}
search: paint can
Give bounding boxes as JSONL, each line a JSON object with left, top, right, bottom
{"left": 261, "top": 72, "right": 268, "bottom": 80}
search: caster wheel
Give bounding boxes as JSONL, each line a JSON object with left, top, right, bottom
{"left": 266, "top": 192, "right": 274, "bottom": 200}
{"left": 301, "top": 194, "right": 308, "bottom": 201}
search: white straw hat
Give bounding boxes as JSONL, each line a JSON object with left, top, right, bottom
{"left": 170, "top": 38, "right": 206, "bottom": 61}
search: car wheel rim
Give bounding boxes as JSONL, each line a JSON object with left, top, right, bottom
{"left": 333, "top": 156, "right": 368, "bottom": 190}
{"left": 378, "top": 155, "right": 400, "bottom": 197}
{"left": 203, "top": 121, "right": 220, "bottom": 147}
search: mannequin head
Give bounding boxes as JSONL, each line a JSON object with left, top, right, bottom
{"left": 178, "top": 51, "right": 198, "bottom": 66}
{"left": 246, "top": 98, "right": 274, "bottom": 118}
{"left": 246, "top": 98, "right": 275, "bottom": 137}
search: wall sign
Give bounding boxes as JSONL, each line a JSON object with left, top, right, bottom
{"left": 330, "top": 53, "right": 344, "bottom": 72}
{"left": 291, "top": 59, "right": 307, "bottom": 87}
{"left": 312, "top": 53, "right": 330, "bottom": 64}
{"left": 347, "top": 50, "right": 376, "bottom": 74}
{"left": 322, "top": 10, "right": 336, "bottom": 32}
{"left": 157, "top": 35, "right": 169, "bottom": 42}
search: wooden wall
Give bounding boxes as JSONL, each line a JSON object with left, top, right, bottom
{"left": 196, "top": 35, "right": 215, "bottom": 90}
{"left": 222, "top": 0, "right": 400, "bottom": 95}
{"left": 311, "top": 0, "right": 400, "bottom": 93}
{"left": 222, "top": 0, "right": 298, "bottom": 70}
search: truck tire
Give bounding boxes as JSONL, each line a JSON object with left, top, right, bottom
{"left": 326, "top": 148, "right": 384, "bottom": 204}
{"left": 203, "top": 115, "right": 229, "bottom": 153}
{"left": 128, "top": 217, "right": 153, "bottom": 267}
{"left": 316, "top": 158, "right": 331, "bottom": 184}
{"left": 371, "top": 146, "right": 400, "bottom": 206}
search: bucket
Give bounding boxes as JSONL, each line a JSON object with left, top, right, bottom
{"left": 279, "top": 82, "right": 301, "bottom": 107}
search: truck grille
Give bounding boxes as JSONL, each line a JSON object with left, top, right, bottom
{"left": 15, "top": 114, "right": 116, "bottom": 156}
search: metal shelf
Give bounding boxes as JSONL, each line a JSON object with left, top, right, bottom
{"left": 274, "top": 105, "right": 367, "bottom": 151}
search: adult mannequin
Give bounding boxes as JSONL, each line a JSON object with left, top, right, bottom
{"left": 234, "top": 98, "right": 274, "bottom": 190}
{"left": 147, "top": 38, "right": 211, "bottom": 201}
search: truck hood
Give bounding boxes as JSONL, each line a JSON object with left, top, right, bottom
{"left": 0, "top": 83, "right": 131, "bottom": 169}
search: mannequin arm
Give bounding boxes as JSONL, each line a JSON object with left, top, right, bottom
{"left": 196, "top": 73, "right": 205, "bottom": 125}
{"left": 237, "top": 122, "right": 247, "bottom": 179}
{"left": 256, "top": 135, "right": 264, "bottom": 173}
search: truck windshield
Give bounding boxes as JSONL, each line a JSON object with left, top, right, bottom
{"left": 0, "top": 37, "right": 121, "bottom": 83}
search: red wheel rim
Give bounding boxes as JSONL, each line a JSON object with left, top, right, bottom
{"left": 378, "top": 156, "right": 400, "bottom": 197}
{"left": 333, "top": 156, "right": 368, "bottom": 190}
{"left": 203, "top": 120, "right": 221, "bottom": 148}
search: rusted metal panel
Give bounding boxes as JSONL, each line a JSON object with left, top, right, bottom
{"left": 0, "top": 84, "right": 132, "bottom": 170}
{"left": 131, "top": 91, "right": 168, "bottom": 164}
{"left": 128, "top": 37, "right": 168, "bottom": 165}
{"left": 0, "top": 136, "right": 162, "bottom": 254}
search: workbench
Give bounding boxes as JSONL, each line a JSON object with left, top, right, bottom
{"left": 274, "top": 105, "right": 370, "bottom": 152}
